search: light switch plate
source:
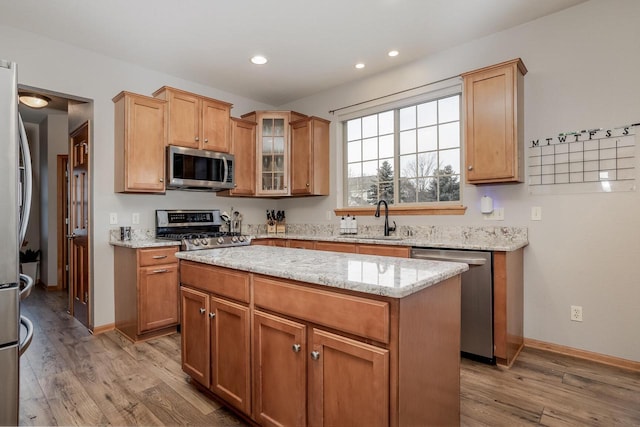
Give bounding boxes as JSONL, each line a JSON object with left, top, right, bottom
{"left": 109, "top": 212, "right": 118, "bottom": 225}
{"left": 531, "top": 206, "right": 542, "bottom": 221}
{"left": 132, "top": 213, "right": 140, "bottom": 225}
{"left": 483, "top": 207, "right": 504, "bottom": 221}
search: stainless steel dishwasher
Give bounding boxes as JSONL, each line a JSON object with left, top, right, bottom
{"left": 411, "top": 247, "right": 494, "bottom": 364}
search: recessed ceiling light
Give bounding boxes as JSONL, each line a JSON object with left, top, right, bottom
{"left": 355, "top": 63, "right": 365, "bottom": 69}
{"left": 251, "top": 55, "right": 267, "bottom": 65}
{"left": 388, "top": 50, "right": 399, "bottom": 57}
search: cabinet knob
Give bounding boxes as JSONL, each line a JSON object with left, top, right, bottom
{"left": 199, "top": 308, "right": 206, "bottom": 314}
{"left": 209, "top": 312, "right": 216, "bottom": 319}
{"left": 159, "top": 178, "right": 164, "bottom": 182}
{"left": 306, "top": 183, "right": 310, "bottom": 187}
{"left": 292, "top": 344, "right": 301, "bottom": 353}
{"left": 310, "top": 351, "right": 320, "bottom": 360}
{"left": 195, "top": 137, "right": 200, "bottom": 141}
{"left": 204, "top": 138, "right": 208, "bottom": 143}
{"left": 468, "top": 165, "right": 473, "bottom": 171}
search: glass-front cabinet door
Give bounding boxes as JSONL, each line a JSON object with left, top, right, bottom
{"left": 257, "top": 112, "right": 290, "bottom": 195}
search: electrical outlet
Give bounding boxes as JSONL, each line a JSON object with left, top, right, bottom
{"left": 109, "top": 212, "right": 118, "bottom": 225}
{"left": 570, "top": 305, "right": 583, "bottom": 322}
{"left": 132, "top": 213, "right": 140, "bottom": 225}
{"left": 326, "top": 210, "right": 332, "bottom": 221}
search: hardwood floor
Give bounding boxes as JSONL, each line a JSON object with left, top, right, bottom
{"left": 20, "top": 286, "right": 640, "bottom": 426}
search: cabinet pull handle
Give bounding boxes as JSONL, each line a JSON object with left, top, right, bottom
{"left": 209, "top": 312, "right": 216, "bottom": 319}
{"left": 468, "top": 165, "right": 473, "bottom": 171}
{"left": 199, "top": 308, "right": 206, "bottom": 314}
{"left": 292, "top": 344, "right": 301, "bottom": 353}
{"left": 152, "top": 255, "right": 167, "bottom": 259}
{"left": 310, "top": 351, "right": 320, "bottom": 360}
{"left": 151, "top": 269, "right": 169, "bottom": 274}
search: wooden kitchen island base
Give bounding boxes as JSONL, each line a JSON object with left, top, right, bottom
{"left": 178, "top": 253, "right": 463, "bottom": 427}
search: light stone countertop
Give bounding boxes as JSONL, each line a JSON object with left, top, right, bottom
{"left": 109, "top": 239, "right": 180, "bottom": 249}
{"left": 176, "top": 246, "right": 469, "bottom": 298}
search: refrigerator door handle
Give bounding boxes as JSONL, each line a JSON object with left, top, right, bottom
{"left": 19, "top": 315, "right": 33, "bottom": 356}
{"left": 19, "top": 273, "right": 33, "bottom": 300}
{"left": 18, "top": 114, "right": 32, "bottom": 247}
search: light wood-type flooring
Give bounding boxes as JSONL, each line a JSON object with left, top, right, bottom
{"left": 20, "top": 287, "right": 640, "bottom": 426}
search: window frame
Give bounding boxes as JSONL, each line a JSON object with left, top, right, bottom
{"left": 340, "top": 84, "right": 465, "bottom": 213}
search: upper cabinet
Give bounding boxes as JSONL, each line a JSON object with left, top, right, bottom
{"left": 226, "top": 117, "right": 257, "bottom": 196}
{"left": 462, "top": 58, "right": 527, "bottom": 184}
{"left": 290, "top": 116, "right": 330, "bottom": 196}
{"left": 241, "top": 110, "right": 309, "bottom": 197}
{"left": 153, "top": 86, "right": 232, "bottom": 153}
{"left": 113, "top": 91, "right": 167, "bottom": 193}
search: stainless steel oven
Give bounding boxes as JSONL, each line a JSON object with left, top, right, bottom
{"left": 167, "top": 145, "right": 234, "bottom": 191}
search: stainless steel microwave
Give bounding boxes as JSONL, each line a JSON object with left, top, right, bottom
{"left": 166, "top": 145, "right": 235, "bottom": 191}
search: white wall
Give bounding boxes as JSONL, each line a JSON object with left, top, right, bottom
{"left": 280, "top": 0, "right": 640, "bottom": 361}
{"left": 0, "top": 24, "right": 278, "bottom": 329}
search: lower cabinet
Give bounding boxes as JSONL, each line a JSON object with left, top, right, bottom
{"left": 114, "top": 246, "right": 179, "bottom": 342}
{"left": 180, "top": 286, "right": 251, "bottom": 414}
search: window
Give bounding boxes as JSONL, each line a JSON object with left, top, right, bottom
{"left": 344, "top": 94, "right": 461, "bottom": 207}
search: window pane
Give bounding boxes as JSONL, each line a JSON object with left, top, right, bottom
{"left": 274, "top": 119, "right": 285, "bottom": 136}
{"left": 348, "top": 163, "right": 362, "bottom": 178}
{"left": 274, "top": 136, "right": 285, "bottom": 153}
{"left": 379, "top": 134, "right": 394, "bottom": 158}
{"left": 362, "top": 160, "right": 378, "bottom": 177}
{"left": 417, "top": 126, "right": 437, "bottom": 152}
{"left": 439, "top": 122, "right": 460, "bottom": 149}
{"left": 439, "top": 148, "right": 460, "bottom": 175}
{"left": 347, "top": 119, "right": 361, "bottom": 141}
{"left": 439, "top": 95, "right": 460, "bottom": 122}
{"left": 362, "top": 115, "right": 378, "bottom": 138}
{"left": 417, "top": 101, "right": 437, "bottom": 127}
{"left": 348, "top": 140, "right": 361, "bottom": 162}
{"left": 399, "top": 106, "right": 416, "bottom": 131}
{"left": 399, "top": 178, "right": 417, "bottom": 203}
{"left": 418, "top": 152, "right": 438, "bottom": 177}
{"left": 362, "top": 137, "right": 378, "bottom": 161}
{"left": 400, "top": 154, "right": 416, "bottom": 178}
{"left": 399, "top": 130, "right": 416, "bottom": 155}
{"left": 418, "top": 177, "right": 437, "bottom": 202}
{"left": 379, "top": 111, "right": 394, "bottom": 135}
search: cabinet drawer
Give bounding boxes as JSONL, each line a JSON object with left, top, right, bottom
{"left": 357, "top": 244, "right": 410, "bottom": 258}
{"left": 138, "top": 246, "right": 178, "bottom": 267}
{"left": 253, "top": 275, "right": 389, "bottom": 343}
{"left": 180, "top": 261, "right": 250, "bottom": 303}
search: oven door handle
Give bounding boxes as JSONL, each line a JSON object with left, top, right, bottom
{"left": 19, "top": 315, "right": 34, "bottom": 356}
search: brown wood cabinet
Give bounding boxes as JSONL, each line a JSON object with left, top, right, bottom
{"left": 287, "top": 239, "right": 316, "bottom": 250}
{"left": 180, "top": 262, "right": 252, "bottom": 414}
{"left": 290, "top": 116, "right": 330, "bottom": 196}
{"left": 493, "top": 248, "right": 524, "bottom": 367}
{"left": 314, "top": 241, "right": 357, "bottom": 253}
{"left": 222, "top": 117, "right": 256, "bottom": 196}
{"left": 180, "top": 260, "right": 461, "bottom": 426}
{"left": 113, "top": 91, "right": 167, "bottom": 193}
{"left": 113, "top": 246, "right": 179, "bottom": 341}
{"left": 462, "top": 58, "right": 527, "bottom": 184}
{"left": 153, "top": 86, "right": 232, "bottom": 153}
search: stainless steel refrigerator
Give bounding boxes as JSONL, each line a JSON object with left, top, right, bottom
{"left": 0, "top": 60, "right": 35, "bottom": 425}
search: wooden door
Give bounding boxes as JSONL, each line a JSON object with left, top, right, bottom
{"left": 201, "top": 98, "right": 231, "bottom": 152}
{"left": 229, "top": 118, "right": 256, "bottom": 195}
{"left": 167, "top": 89, "right": 200, "bottom": 148}
{"left": 253, "top": 310, "right": 307, "bottom": 427}
{"left": 138, "top": 264, "right": 179, "bottom": 333}
{"left": 68, "top": 121, "right": 90, "bottom": 327}
{"left": 181, "top": 287, "right": 210, "bottom": 388}
{"left": 290, "top": 117, "right": 312, "bottom": 195}
{"left": 308, "top": 328, "right": 389, "bottom": 427}
{"left": 210, "top": 296, "right": 251, "bottom": 414}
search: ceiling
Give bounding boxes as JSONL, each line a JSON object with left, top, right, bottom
{"left": 1, "top": 0, "right": 587, "bottom": 106}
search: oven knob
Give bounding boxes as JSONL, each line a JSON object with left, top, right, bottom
{"left": 238, "top": 236, "right": 245, "bottom": 242}
{"left": 231, "top": 236, "right": 238, "bottom": 243}
{"left": 192, "top": 240, "right": 200, "bottom": 246}
{"left": 200, "top": 239, "right": 209, "bottom": 246}
{"left": 217, "top": 237, "right": 225, "bottom": 244}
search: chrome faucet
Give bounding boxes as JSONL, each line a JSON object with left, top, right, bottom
{"left": 374, "top": 200, "right": 396, "bottom": 236}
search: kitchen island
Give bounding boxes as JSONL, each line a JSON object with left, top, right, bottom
{"left": 176, "top": 246, "right": 468, "bottom": 427}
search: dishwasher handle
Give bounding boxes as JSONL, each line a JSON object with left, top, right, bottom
{"left": 411, "top": 253, "right": 487, "bottom": 266}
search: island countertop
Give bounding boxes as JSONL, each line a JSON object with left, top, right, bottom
{"left": 176, "top": 245, "right": 468, "bottom": 298}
